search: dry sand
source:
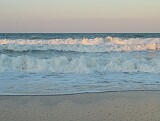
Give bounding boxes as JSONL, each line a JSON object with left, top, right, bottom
{"left": 0, "top": 91, "right": 160, "bottom": 121}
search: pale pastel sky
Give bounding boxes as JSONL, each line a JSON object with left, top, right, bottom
{"left": 0, "top": 0, "right": 160, "bottom": 33}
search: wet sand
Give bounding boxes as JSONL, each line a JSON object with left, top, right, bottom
{"left": 0, "top": 91, "right": 160, "bottom": 121}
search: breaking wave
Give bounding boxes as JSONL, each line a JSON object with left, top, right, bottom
{"left": 0, "top": 54, "right": 160, "bottom": 74}
{"left": 0, "top": 37, "right": 160, "bottom": 52}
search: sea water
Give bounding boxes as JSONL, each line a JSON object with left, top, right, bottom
{"left": 0, "top": 33, "right": 160, "bottom": 95}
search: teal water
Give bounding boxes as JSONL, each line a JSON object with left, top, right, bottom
{"left": 0, "top": 33, "right": 160, "bottom": 95}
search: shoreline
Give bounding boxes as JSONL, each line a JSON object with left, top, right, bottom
{"left": 1, "top": 89, "right": 160, "bottom": 96}
{"left": 1, "top": 91, "right": 160, "bottom": 121}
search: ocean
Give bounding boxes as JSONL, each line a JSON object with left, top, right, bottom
{"left": 0, "top": 33, "right": 160, "bottom": 95}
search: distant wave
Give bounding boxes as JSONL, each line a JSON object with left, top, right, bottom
{"left": 0, "top": 54, "right": 160, "bottom": 74}
{"left": 0, "top": 37, "right": 160, "bottom": 52}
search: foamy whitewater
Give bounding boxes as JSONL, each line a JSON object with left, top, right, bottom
{"left": 0, "top": 33, "right": 160, "bottom": 95}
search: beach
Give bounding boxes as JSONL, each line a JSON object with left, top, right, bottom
{"left": 0, "top": 33, "right": 160, "bottom": 120}
{"left": 1, "top": 91, "right": 160, "bottom": 121}
{"left": 1, "top": 0, "right": 160, "bottom": 119}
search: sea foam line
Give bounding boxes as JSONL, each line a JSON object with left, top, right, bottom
{"left": 0, "top": 37, "right": 160, "bottom": 52}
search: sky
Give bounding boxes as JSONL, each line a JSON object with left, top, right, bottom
{"left": 0, "top": 0, "right": 160, "bottom": 33}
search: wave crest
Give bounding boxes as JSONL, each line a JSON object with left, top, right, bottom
{"left": 0, "top": 37, "right": 160, "bottom": 52}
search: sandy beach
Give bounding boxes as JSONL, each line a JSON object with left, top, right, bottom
{"left": 0, "top": 91, "right": 160, "bottom": 121}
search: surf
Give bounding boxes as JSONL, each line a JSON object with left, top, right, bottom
{"left": 0, "top": 37, "right": 160, "bottom": 52}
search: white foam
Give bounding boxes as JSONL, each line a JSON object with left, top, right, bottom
{"left": 0, "top": 54, "right": 160, "bottom": 74}
{"left": 0, "top": 37, "right": 160, "bottom": 52}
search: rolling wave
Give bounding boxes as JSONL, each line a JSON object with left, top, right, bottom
{"left": 0, "top": 37, "right": 160, "bottom": 52}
